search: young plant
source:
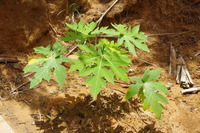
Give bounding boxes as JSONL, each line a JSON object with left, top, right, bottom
{"left": 57, "top": 0, "right": 80, "bottom": 16}
{"left": 24, "top": 20, "right": 169, "bottom": 118}
{"left": 60, "top": 21, "right": 149, "bottom": 98}
{"left": 125, "top": 68, "right": 170, "bottom": 119}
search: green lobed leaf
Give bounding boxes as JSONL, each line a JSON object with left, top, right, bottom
{"left": 77, "top": 44, "right": 96, "bottom": 53}
{"left": 34, "top": 45, "right": 51, "bottom": 55}
{"left": 60, "top": 32, "right": 86, "bottom": 44}
{"left": 109, "top": 24, "right": 149, "bottom": 56}
{"left": 143, "top": 92, "right": 168, "bottom": 119}
{"left": 85, "top": 75, "right": 106, "bottom": 98}
{"left": 150, "top": 102, "right": 164, "bottom": 119}
{"left": 132, "top": 25, "right": 140, "bottom": 35}
{"left": 70, "top": 39, "right": 131, "bottom": 97}
{"left": 103, "top": 52, "right": 130, "bottom": 82}
{"left": 53, "top": 41, "right": 69, "bottom": 57}
{"left": 125, "top": 83, "right": 143, "bottom": 99}
{"left": 146, "top": 69, "right": 162, "bottom": 82}
{"left": 138, "top": 88, "right": 145, "bottom": 101}
{"left": 126, "top": 68, "right": 169, "bottom": 119}
{"left": 23, "top": 58, "right": 45, "bottom": 73}
{"left": 142, "top": 69, "right": 161, "bottom": 82}
{"left": 30, "top": 78, "right": 40, "bottom": 88}
{"left": 62, "top": 20, "right": 98, "bottom": 44}
{"left": 68, "top": 59, "right": 84, "bottom": 72}
{"left": 129, "top": 37, "right": 149, "bottom": 52}
{"left": 24, "top": 42, "right": 70, "bottom": 88}
{"left": 142, "top": 68, "right": 151, "bottom": 82}
{"left": 53, "top": 60, "right": 67, "bottom": 87}
{"left": 155, "top": 81, "right": 170, "bottom": 94}
{"left": 129, "top": 76, "right": 143, "bottom": 83}
{"left": 91, "top": 26, "right": 117, "bottom": 36}
{"left": 124, "top": 38, "right": 136, "bottom": 56}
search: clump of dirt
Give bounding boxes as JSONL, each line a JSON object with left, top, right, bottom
{"left": 0, "top": 0, "right": 200, "bottom": 133}
{"left": 80, "top": 0, "right": 138, "bottom": 22}
{"left": 0, "top": 1, "right": 47, "bottom": 53}
{"left": 0, "top": 0, "right": 70, "bottom": 53}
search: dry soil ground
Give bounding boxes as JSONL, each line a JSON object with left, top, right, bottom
{"left": 0, "top": 0, "right": 200, "bottom": 133}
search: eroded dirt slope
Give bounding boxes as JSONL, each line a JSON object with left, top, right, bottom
{"left": 0, "top": 0, "right": 200, "bottom": 133}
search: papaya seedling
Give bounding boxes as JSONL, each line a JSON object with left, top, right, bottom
{"left": 24, "top": 20, "right": 169, "bottom": 118}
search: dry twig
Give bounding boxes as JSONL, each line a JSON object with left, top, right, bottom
{"left": 95, "top": 0, "right": 120, "bottom": 44}
{"left": 194, "top": 52, "right": 200, "bottom": 57}
{"left": 0, "top": 56, "right": 19, "bottom": 63}
{"left": 181, "top": 86, "right": 200, "bottom": 94}
{"left": 65, "top": 45, "right": 78, "bottom": 57}
{"left": 48, "top": 22, "right": 58, "bottom": 35}
{"left": 174, "top": 55, "right": 194, "bottom": 88}
{"left": 137, "top": 58, "right": 157, "bottom": 66}
{"left": 147, "top": 30, "right": 195, "bottom": 37}
{"left": 97, "top": 0, "right": 119, "bottom": 27}
{"left": 169, "top": 44, "right": 176, "bottom": 75}
{"left": 169, "top": 46, "right": 194, "bottom": 90}
{"left": 10, "top": 81, "right": 31, "bottom": 94}
{"left": 97, "top": 30, "right": 196, "bottom": 38}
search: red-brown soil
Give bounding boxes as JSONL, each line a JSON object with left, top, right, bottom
{"left": 0, "top": 0, "right": 200, "bottom": 133}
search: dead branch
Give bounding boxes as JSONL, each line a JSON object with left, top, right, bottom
{"left": 147, "top": 30, "right": 195, "bottom": 37}
{"left": 137, "top": 58, "right": 157, "bottom": 66}
{"left": 175, "top": 55, "right": 194, "bottom": 88}
{"left": 169, "top": 44, "right": 177, "bottom": 75}
{"left": 17, "top": 85, "right": 40, "bottom": 94}
{"left": 169, "top": 45, "right": 194, "bottom": 90}
{"left": 194, "top": 52, "right": 200, "bottom": 57}
{"left": 98, "top": 30, "right": 196, "bottom": 38}
{"left": 0, "top": 56, "right": 19, "bottom": 63}
{"left": 184, "top": 66, "right": 194, "bottom": 86}
{"left": 10, "top": 81, "right": 31, "bottom": 94}
{"left": 175, "top": 64, "right": 181, "bottom": 84}
{"left": 48, "top": 21, "right": 58, "bottom": 35}
{"left": 97, "top": 0, "right": 120, "bottom": 27}
{"left": 65, "top": 45, "right": 78, "bottom": 57}
{"left": 95, "top": 0, "right": 119, "bottom": 44}
{"left": 181, "top": 86, "right": 200, "bottom": 94}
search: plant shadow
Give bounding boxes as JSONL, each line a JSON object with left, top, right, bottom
{"left": 24, "top": 90, "right": 162, "bottom": 133}
{"left": 138, "top": 123, "right": 163, "bottom": 133}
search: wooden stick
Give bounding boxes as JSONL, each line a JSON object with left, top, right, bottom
{"left": 180, "top": 66, "right": 187, "bottom": 84}
{"left": 96, "top": 0, "right": 120, "bottom": 27}
{"left": 194, "top": 52, "right": 200, "bottom": 56}
{"left": 176, "top": 55, "right": 194, "bottom": 88}
{"left": 48, "top": 22, "right": 58, "bottom": 34}
{"left": 178, "top": 56, "right": 186, "bottom": 65}
{"left": 181, "top": 86, "right": 200, "bottom": 94}
{"left": 176, "top": 64, "right": 181, "bottom": 84}
{"left": 0, "top": 56, "right": 19, "bottom": 63}
{"left": 147, "top": 30, "right": 195, "bottom": 37}
{"left": 184, "top": 66, "right": 194, "bottom": 86}
{"left": 169, "top": 44, "right": 172, "bottom": 75}
{"left": 10, "top": 81, "right": 31, "bottom": 93}
{"left": 179, "top": 56, "right": 194, "bottom": 87}
{"left": 65, "top": 45, "right": 78, "bottom": 57}
{"left": 95, "top": 0, "right": 120, "bottom": 44}
{"left": 97, "top": 30, "right": 196, "bottom": 38}
{"left": 169, "top": 44, "right": 177, "bottom": 75}
{"left": 137, "top": 58, "right": 157, "bottom": 66}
